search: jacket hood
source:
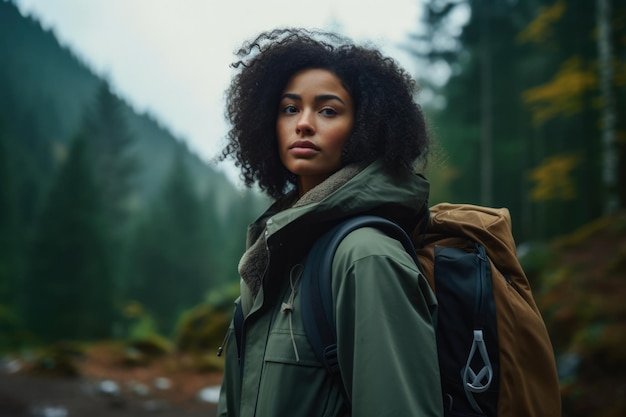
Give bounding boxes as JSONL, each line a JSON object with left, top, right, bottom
{"left": 262, "top": 161, "right": 430, "bottom": 248}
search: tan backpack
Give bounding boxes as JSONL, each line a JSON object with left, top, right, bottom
{"left": 413, "top": 203, "right": 561, "bottom": 416}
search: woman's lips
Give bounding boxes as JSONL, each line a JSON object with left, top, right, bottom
{"left": 289, "top": 141, "right": 320, "bottom": 157}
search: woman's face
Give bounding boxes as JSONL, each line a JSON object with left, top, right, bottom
{"left": 276, "top": 68, "right": 354, "bottom": 195}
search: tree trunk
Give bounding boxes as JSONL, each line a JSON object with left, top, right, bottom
{"left": 597, "top": 0, "right": 618, "bottom": 212}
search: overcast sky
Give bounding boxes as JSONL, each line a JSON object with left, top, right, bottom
{"left": 14, "top": 0, "right": 424, "bottom": 180}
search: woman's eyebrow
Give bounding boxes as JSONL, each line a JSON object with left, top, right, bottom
{"left": 280, "top": 93, "right": 301, "bottom": 101}
{"left": 280, "top": 93, "right": 346, "bottom": 105}
{"left": 315, "top": 94, "right": 345, "bottom": 104}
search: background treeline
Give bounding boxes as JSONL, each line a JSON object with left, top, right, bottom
{"left": 0, "top": 1, "right": 268, "bottom": 347}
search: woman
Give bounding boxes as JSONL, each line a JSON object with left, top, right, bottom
{"left": 217, "top": 28, "right": 443, "bottom": 417}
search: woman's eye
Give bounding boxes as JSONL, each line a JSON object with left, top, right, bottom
{"left": 320, "top": 108, "right": 337, "bottom": 116}
{"left": 283, "top": 105, "right": 298, "bottom": 114}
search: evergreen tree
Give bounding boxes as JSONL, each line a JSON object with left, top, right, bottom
{"left": 80, "top": 80, "right": 138, "bottom": 304}
{"left": 23, "top": 134, "right": 113, "bottom": 342}
{"left": 201, "top": 185, "right": 264, "bottom": 286}
{"left": 12, "top": 108, "right": 56, "bottom": 234}
{"left": 81, "top": 80, "right": 137, "bottom": 236}
{"left": 128, "top": 151, "right": 213, "bottom": 334}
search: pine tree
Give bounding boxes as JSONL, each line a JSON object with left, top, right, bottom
{"left": 80, "top": 80, "right": 138, "bottom": 308}
{"left": 81, "top": 80, "right": 137, "bottom": 236}
{"left": 128, "top": 151, "right": 213, "bottom": 334}
{"left": 23, "top": 134, "right": 113, "bottom": 342}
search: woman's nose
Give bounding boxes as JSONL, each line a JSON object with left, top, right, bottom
{"left": 295, "top": 110, "right": 315, "bottom": 136}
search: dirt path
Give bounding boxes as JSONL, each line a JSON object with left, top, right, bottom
{"left": 0, "top": 372, "right": 218, "bottom": 417}
{"left": 0, "top": 342, "right": 221, "bottom": 417}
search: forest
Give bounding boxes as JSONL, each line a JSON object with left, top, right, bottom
{"left": 0, "top": 0, "right": 625, "bottom": 416}
{"left": 0, "top": 1, "right": 268, "bottom": 347}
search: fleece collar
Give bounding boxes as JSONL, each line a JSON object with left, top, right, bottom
{"left": 238, "top": 164, "right": 365, "bottom": 314}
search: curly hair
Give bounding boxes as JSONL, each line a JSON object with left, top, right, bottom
{"left": 220, "top": 28, "right": 430, "bottom": 199}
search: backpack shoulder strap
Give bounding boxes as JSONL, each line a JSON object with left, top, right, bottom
{"left": 300, "top": 215, "right": 417, "bottom": 387}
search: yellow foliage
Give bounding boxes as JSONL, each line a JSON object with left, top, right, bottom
{"left": 517, "top": 0, "right": 566, "bottom": 44}
{"left": 529, "top": 154, "right": 580, "bottom": 201}
{"left": 522, "top": 56, "right": 597, "bottom": 126}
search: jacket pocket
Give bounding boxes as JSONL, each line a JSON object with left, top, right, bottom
{"left": 257, "top": 331, "right": 342, "bottom": 417}
{"left": 264, "top": 329, "right": 321, "bottom": 367}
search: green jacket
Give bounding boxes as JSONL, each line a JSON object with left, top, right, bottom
{"left": 217, "top": 162, "right": 443, "bottom": 417}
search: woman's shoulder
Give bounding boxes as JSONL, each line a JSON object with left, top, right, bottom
{"left": 333, "top": 226, "right": 416, "bottom": 267}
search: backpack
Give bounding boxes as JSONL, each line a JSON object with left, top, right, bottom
{"left": 300, "top": 203, "right": 561, "bottom": 417}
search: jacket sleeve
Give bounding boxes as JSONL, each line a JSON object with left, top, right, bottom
{"left": 332, "top": 227, "right": 443, "bottom": 417}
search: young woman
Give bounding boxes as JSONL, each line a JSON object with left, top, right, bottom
{"left": 217, "top": 28, "right": 443, "bottom": 417}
